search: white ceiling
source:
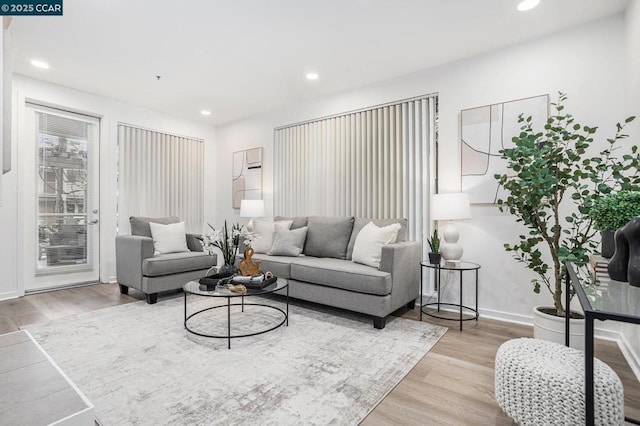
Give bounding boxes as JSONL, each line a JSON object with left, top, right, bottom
{"left": 10, "top": 0, "right": 629, "bottom": 126}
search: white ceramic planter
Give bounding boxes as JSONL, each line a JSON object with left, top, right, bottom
{"left": 533, "top": 306, "right": 585, "bottom": 350}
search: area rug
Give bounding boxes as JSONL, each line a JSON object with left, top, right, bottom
{"left": 26, "top": 295, "right": 446, "bottom": 425}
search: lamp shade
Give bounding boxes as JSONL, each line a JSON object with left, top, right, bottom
{"left": 240, "top": 199, "right": 265, "bottom": 218}
{"left": 431, "top": 193, "right": 471, "bottom": 221}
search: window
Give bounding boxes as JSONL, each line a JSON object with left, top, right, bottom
{"left": 117, "top": 124, "right": 204, "bottom": 235}
{"left": 274, "top": 95, "right": 437, "bottom": 243}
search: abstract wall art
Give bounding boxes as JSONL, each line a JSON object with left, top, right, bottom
{"left": 232, "top": 147, "right": 263, "bottom": 208}
{"left": 460, "top": 94, "right": 549, "bottom": 204}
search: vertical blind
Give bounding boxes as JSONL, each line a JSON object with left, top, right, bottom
{"left": 273, "top": 95, "right": 436, "bottom": 243}
{"left": 117, "top": 124, "right": 204, "bottom": 235}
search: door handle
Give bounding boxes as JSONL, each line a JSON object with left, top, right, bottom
{"left": 88, "top": 219, "right": 99, "bottom": 225}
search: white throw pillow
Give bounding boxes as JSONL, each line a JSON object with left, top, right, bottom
{"left": 251, "top": 220, "right": 293, "bottom": 253}
{"left": 352, "top": 221, "right": 401, "bottom": 268}
{"left": 149, "top": 221, "right": 190, "bottom": 255}
{"left": 268, "top": 226, "right": 308, "bottom": 257}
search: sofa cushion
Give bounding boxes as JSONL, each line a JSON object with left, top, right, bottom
{"left": 142, "top": 252, "right": 215, "bottom": 277}
{"left": 352, "top": 222, "right": 401, "bottom": 268}
{"left": 269, "top": 226, "right": 308, "bottom": 257}
{"left": 275, "top": 216, "right": 308, "bottom": 230}
{"left": 303, "top": 216, "right": 354, "bottom": 259}
{"left": 290, "top": 257, "right": 391, "bottom": 296}
{"left": 251, "top": 220, "right": 293, "bottom": 253}
{"left": 130, "top": 216, "right": 180, "bottom": 238}
{"left": 149, "top": 221, "right": 190, "bottom": 255}
{"left": 248, "top": 253, "right": 298, "bottom": 279}
{"left": 346, "top": 218, "right": 407, "bottom": 260}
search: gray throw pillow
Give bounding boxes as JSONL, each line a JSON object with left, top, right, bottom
{"left": 268, "top": 226, "right": 308, "bottom": 257}
{"left": 130, "top": 216, "right": 180, "bottom": 238}
{"left": 303, "top": 216, "right": 354, "bottom": 259}
{"left": 346, "top": 218, "right": 407, "bottom": 260}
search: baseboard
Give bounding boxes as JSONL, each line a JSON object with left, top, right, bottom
{"left": 0, "top": 290, "right": 21, "bottom": 301}
{"left": 478, "top": 307, "right": 534, "bottom": 327}
{"left": 455, "top": 306, "right": 624, "bottom": 340}
{"left": 618, "top": 332, "right": 640, "bottom": 381}
{"left": 592, "top": 327, "right": 622, "bottom": 342}
{"left": 25, "top": 280, "right": 100, "bottom": 294}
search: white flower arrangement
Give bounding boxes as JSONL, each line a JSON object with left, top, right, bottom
{"left": 201, "top": 221, "right": 252, "bottom": 266}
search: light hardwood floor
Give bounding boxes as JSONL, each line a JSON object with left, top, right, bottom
{"left": 1, "top": 283, "right": 638, "bottom": 425}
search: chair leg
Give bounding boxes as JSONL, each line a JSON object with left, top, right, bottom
{"left": 373, "top": 316, "right": 386, "bottom": 329}
{"left": 118, "top": 284, "right": 129, "bottom": 295}
{"left": 406, "top": 299, "right": 416, "bottom": 310}
{"left": 146, "top": 293, "right": 158, "bottom": 304}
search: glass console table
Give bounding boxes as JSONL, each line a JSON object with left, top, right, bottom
{"left": 565, "top": 261, "right": 640, "bottom": 426}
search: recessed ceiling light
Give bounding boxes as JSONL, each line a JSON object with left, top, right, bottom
{"left": 30, "top": 59, "right": 50, "bottom": 69}
{"left": 201, "top": 110, "right": 211, "bottom": 116}
{"left": 517, "top": 0, "right": 540, "bottom": 11}
{"left": 305, "top": 72, "right": 319, "bottom": 80}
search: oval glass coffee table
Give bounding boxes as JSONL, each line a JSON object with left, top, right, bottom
{"left": 183, "top": 278, "right": 288, "bottom": 349}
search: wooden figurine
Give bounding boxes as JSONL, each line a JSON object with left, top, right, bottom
{"left": 239, "top": 247, "right": 262, "bottom": 276}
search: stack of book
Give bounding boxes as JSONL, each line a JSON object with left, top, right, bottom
{"left": 589, "top": 254, "right": 611, "bottom": 285}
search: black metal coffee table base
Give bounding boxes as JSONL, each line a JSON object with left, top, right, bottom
{"left": 183, "top": 278, "right": 289, "bottom": 349}
{"left": 184, "top": 299, "right": 288, "bottom": 349}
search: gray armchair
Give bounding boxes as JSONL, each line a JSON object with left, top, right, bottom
{"left": 116, "top": 216, "right": 216, "bottom": 304}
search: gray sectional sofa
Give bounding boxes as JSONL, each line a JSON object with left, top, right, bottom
{"left": 249, "top": 216, "right": 421, "bottom": 329}
{"left": 116, "top": 216, "right": 216, "bottom": 304}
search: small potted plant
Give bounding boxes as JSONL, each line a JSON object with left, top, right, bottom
{"left": 427, "top": 229, "right": 442, "bottom": 265}
{"left": 589, "top": 191, "right": 640, "bottom": 258}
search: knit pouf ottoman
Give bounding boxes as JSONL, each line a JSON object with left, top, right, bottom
{"left": 495, "top": 338, "right": 624, "bottom": 426}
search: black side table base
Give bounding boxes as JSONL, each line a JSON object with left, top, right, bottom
{"left": 421, "top": 303, "right": 479, "bottom": 322}
{"left": 419, "top": 260, "right": 480, "bottom": 331}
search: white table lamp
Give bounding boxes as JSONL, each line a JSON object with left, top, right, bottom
{"left": 240, "top": 199, "right": 265, "bottom": 231}
{"left": 431, "top": 193, "right": 471, "bottom": 262}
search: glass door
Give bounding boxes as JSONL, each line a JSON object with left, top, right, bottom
{"left": 24, "top": 104, "right": 100, "bottom": 291}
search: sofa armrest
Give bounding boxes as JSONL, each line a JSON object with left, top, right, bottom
{"left": 186, "top": 233, "right": 203, "bottom": 252}
{"left": 116, "top": 235, "right": 154, "bottom": 288}
{"left": 380, "top": 241, "right": 421, "bottom": 306}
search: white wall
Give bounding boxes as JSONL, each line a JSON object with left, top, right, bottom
{"left": 213, "top": 15, "right": 627, "bottom": 324}
{"left": 622, "top": 1, "right": 640, "bottom": 369}
{"left": 0, "top": 75, "right": 216, "bottom": 299}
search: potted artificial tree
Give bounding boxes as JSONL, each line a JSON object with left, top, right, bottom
{"left": 427, "top": 229, "right": 442, "bottom": 265}
{"left": 495, "top": 93, "right": 640, "bottom": 347}
{"left": 589, "top": 191, "right": 640, "bottom": 258}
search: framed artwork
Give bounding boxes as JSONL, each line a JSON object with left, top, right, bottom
{"left": 460, "top": 94, "right": 549, "bottom": 204}
{"left": 232, "top": 147, "right": 263, "bottom": 208}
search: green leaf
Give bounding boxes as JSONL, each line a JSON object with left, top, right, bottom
{"left": 495, "top": 92, "right": 640, "bottom": 311}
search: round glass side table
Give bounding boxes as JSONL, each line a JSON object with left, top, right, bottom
{"left": 419, "top": 260, "right": 480, "bottom": 330}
